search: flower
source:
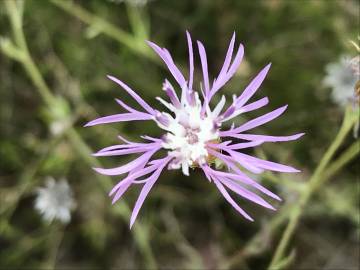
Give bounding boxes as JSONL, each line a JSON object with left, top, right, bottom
{"left": 34, "top": 177, "right": 76, "bottom": 224}
{"left": 86, "top": 32, "right": 304, "bottom": 228}
{"left": 323, "top": 55, "right": 360, "bottom": 107}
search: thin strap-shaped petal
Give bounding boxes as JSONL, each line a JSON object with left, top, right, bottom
{"left": 223, "top": 141, "right": 264, "bottom": 150}
{"left": 219, "top": 177, "right": 275, "bottom": 210}
{"left": 220, "top": 132, "right": 305, "bottom": 142}
{"left": 94, "top": 143, "right": 161, "bottom": 157}
{"left": 109, "top": 161, "right": 162, "bottom": 196}
{"left": 206, "top": 150, "right": 281, "bottom": 201}
{"left": 237, "top": 152, "right": 300, "bottom": 173}
{"left": 227, "top": 105, "right": 288, "bottom": 134}
{"left": 99, "top": 144, "right": 140, "bottom": 153}
{"left": 240, "top": 97, "right": 269, "bottom": 113}
{"left": 85, "top": 112, "right": 153, "bottom": 127}
{"left": 111, "top": 179, "right": 133, "bottom": 204}
{"left": 186, "top": 31, "right": 194, "bottom": 90}
{"left": 220, "top": 97, "right": 269, "bottom": 123}
{"left": 220, "top": 149, "right": 264, "bottom": 174}
{"left": 197, "top": 40, "right": 210, "bottom": 97}
{"left": 146, "top": 41, "right": 186, "bottom": 88}
{"left": 235, "top": 63, "right": 271, "bottom": 108}
{"left": 214, "top": 179, "right": 254, "bottom": 221}
{"left": 210, "top": 44, "right": 244, "bottom": 98}
{"left": 130, "top": 157, "right": 172, "bottom": 228}
{"left": 107, "top": 75, "right": 155, "bottom": 115}
{"left": 115, "top": 98, "right": 138, "bottom": 113}
{"left": 212, "top": 95, "right": 226, "bottom": 118}
{"left": 93, "top": 149, "right": 159, "bottom": 176}
{"left": 217, "top": 32, "right": 236, "bottom": 84}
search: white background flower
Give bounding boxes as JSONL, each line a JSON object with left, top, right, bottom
{"left": 34, "top": 177, "right": 76, "bottom": 224}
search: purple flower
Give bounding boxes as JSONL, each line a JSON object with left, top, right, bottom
{"left": 86, "top": 31, "right": 304, "bottom": 228}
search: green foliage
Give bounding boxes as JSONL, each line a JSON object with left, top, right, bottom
{"left": 0, "top": 0, "right": 359, "bottom": 269}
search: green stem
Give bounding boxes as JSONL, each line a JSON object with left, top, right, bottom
{"left": 50, "top": 0, "right": 156, "bottom": 61}
{"left": 2, "top": 2, "right": 157, "bottom": 268}
{"left": 320, "top": 140, "right": 359, "bottom": 185}
{"left": 268, "top": 107, "right": 358, "bottom": 269}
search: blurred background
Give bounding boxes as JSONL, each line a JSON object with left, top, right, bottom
{"left": 0, "top": 0, "right": 359, "bottom": 269}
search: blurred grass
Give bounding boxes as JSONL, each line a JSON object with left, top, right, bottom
{"left": 0, "top": 0, "right": 359, "bottom": 269}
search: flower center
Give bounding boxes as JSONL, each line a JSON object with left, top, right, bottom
{"left": 185, "top": 128, "right": 200, "bottom": 144}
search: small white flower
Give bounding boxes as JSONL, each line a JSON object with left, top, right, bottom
{"left": 34, "top": 177, "right": 76, "bottom": 224}
{"left": 323, "top": 55, "right": 359, "bottom": 107}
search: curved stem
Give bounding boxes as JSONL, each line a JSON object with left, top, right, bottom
{"left": 1, "top": 2, "right": 157, "bottom": 268}
{"left": 50, "top": 0, "right": 156, "bottom": 61}
{"left": 268, "top": 107, "right": 359, "bottom": 269}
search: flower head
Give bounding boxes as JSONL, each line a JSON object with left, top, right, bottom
{"left": 86, "top": 32, "right": 303, "bottom": 228}
{"left": 323, "top": 55, "right": 360, "bottom": 107}
{"left": 34, "top": 177, "right": 76, "bottom": 224}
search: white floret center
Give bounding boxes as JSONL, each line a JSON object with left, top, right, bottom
{"left": 157, "top": 92, "right": 220, "bottom": 175}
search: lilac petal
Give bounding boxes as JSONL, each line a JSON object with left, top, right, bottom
{"left": 221, "top": 133, "right": 305, "bottom": 142}
{"left": 239, "top": 152, "right": 300, "bottom": 173}
{"left": 217, "top": 32, "right": 236, "bottom": 84}
{"left": 228, "top": 105, "right": 288, "bottom": 134}
{"left": 117, "top": 135, "right": 143, "bottom": 145}
{"left": 186, "top": 31, "right": 194, "bottom": 90}
{"left": 115, "top": 98, "right": 138, "bottom": 113}
{"left": 240, "top": 97, "right": 269, "bottom": 113}
{"left": 109, "top": 159, "right": 165, "bottom": 196}
{"left": 99, "top": 144, "right": 140, "bottom": 153}
{"left": 201, "top": 164, "right": 213, "bottom": 182}
{"left": 85, "top": 112, "right": 153, "bottom": 127}
{"left": 163, "top": 80, "right": 181, "bottom": 108}
{"left": 107, "top": 75, "right": 155, "bottom": 115}
{"left": 94, "top": 143, "right": 160, "bottom": 157}
{"left": 210, "top": 44, "right": 244, "bottom": 98}
{"left": 206, "top": 151, "right": 281, "bottom": 201}
{"left": 197, "top": 41, "right": 210, "bottom": 97}
{"left": 220, "top": 149, "right": 264, "bottom": 174}
{"left": 220, "top": 97, "right": 269, "bottom": 123}
{"left": 226, "top": 44, "right": 245, "bottom": 80}
{"left": 140, "top": 135, "right": 163, "bottom": 142}
{"left": 111, "top": 179, "right": 133, "bottom": 204}
{"left": 214, "top": 179, "right": 254, "bottom": 221}
{"left": 235, "top": 63, "right": 271, "bottom": 108}
{"left": 212, "top": 95, "right": 226, "bottom": 118}
{"left": 219, "top": 177, "right": 275, "bottom": 210}
{"left": 93, "top": 149, "right": 159, "bottom": 176}
{"left": 225, "top": 141, "right": 264, "bottom": 150}
{"left": 129, "top": 157, "right": 171, "bottom": 228}
{"left": 146, "top": 41, "right": 186, "bottom": 88}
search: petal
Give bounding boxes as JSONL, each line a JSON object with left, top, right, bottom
{"left": 229, "top": 105, "right": 288, "bottom": 134}
{"left": 210, "top": 44, "right": 244, "bottom": 98}
{"left": 115, "top": 98, "right": 139, "bottom": 113}
{"left": 239, "top": 152, "right": 300, "bottom": 173}
{"left": 129, "top": 157, "right": 171, "bottom": 228}
{"left": 240, "top": 97, "right": 269, "bottom": 113}
{"left": 146, "top": 41, "right": 186, "bottom": 88}
{"left": 214, "top": 179, "right": 254, "bottom": 221}
{"left": 235, "top": 63, "right": 271, "bottom": 108}
{"left": 94, "top": 143, "right": 160, "bottom": 157}
{"left": 219, "top": 177, "right": 275, "bottom": 210}
{"left": 186, "top": 31, "right": 194, "bottom": 90}
{"left": 107, "top": 75, "right": 156, "bottom": 115}
{"left": 217, "top": 32, "right": 236, "bottom": 84}
{"left": 85, "top": 112, "right": 153, "bottom": 127}
{"left": 222, "top": 133, "right": 305, "bottom": 142}
{"left": 207, "top": 149, "right": 281, "bottom": 201}
{"left": 93, "top": 149, "right": 158, "bottom": 176}
{"left": 197, "top": 40, "right": 210, "bottom": 96}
